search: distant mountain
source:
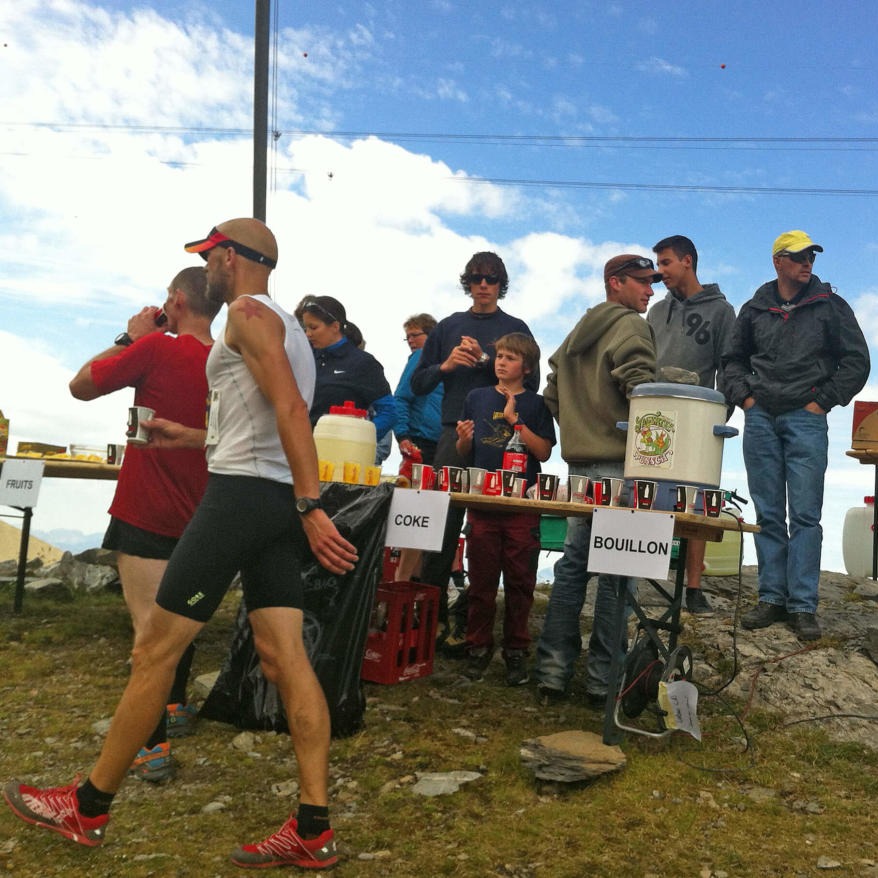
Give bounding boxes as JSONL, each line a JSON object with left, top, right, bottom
{"left": 0, "top": 522, "right": 65, "bottom": 564}
{"left": 33, "top": 528, "right": 105, "bottom": 555}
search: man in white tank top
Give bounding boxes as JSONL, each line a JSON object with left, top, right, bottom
{"left": 4, "top": 218, "right": 359, "bottom": 871}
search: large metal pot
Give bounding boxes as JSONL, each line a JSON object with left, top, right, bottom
{"left": 618, "top": 383, "right": 737, "bottom": 488}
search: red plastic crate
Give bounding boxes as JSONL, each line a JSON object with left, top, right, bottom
{"left": 381, "top": 546, "right": 400, "bottom": 581}
{"left": 361, "top": 582, "right": 439, "bottom": 684}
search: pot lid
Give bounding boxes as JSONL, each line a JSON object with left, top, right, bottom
{"left": 630, "top": 382, "right": 725, "bottom": 405}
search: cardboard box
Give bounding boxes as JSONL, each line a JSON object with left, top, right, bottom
{"left": 852, "top": 401, "right": 878, "bottom": 449}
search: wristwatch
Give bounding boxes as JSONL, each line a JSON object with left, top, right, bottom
{"left": 295, "top": 496, "right": 323, "bottom": 516}
{"left": 478, "top": 352, "right": 490, "bottom": 364}
{"left": 114, "top": 332, "right": 134, "bottom": 347}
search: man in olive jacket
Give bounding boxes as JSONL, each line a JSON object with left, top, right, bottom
{"left": 534, "top": 254, "right": 657, "bottom": 705}
{"left": 724, "top": 230, "right": 870, "bottom": 641}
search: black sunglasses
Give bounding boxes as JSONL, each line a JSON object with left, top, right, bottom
{"left": 199, "top": 227, "right": 277, "bottom": 268}
{"left": 618, "top": 257, "right": 656, "bottom": 272}
{"left": 467, "top": 273, "right": 500, "bottom": 285}
{"left": 779, "top": 250, "right": 817, "bottom": 264}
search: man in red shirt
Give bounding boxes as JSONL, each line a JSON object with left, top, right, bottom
{"left": 69, "top": 265, "right": 220, "bottom": 781}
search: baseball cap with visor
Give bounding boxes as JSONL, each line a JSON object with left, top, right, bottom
{"left": 603, "top": 254, "right": 662, "bottom": 283}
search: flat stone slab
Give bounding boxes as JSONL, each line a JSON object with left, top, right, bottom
{"left": 520, "top": 730, "right": 626, "bottom": 782}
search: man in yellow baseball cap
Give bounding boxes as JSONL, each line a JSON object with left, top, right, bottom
{"left": 723, "top": 230, "right": 870, "bottom": 641}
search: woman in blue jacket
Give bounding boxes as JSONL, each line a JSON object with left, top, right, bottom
{"left": 296, "top": 296, "right": 395, "bottom": 444}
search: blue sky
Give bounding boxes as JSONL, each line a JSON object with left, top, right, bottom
{"left": 1, "top": 0, "right": 876, "bottom": 571}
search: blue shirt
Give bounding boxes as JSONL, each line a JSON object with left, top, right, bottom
{"left": 460, "top": 386, "right": 556, "bottom": 486}
{"left": 394, "top": 348, "right": 443, "bottom": 443}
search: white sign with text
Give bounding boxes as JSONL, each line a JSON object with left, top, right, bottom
{"left": 658, "top": 680, "right": 702, "bottom": 740}
{"left": 384, "top": 488, "right": 450, "bottom": 551}
{"left": 587, "top": 507, "right": 675, "bottom": 579}
{"left": 0, "top": 459, "right": 45, "bottom": 508}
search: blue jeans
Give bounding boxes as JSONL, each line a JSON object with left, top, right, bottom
{"left": 534, "top": 462, "right": 634, "bottom": 697}
{"left": 743, "top": 404, "right": 828, "bottom": 614}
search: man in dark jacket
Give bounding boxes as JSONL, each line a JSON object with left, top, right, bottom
{"left": 723, "top": 230, "right": 870, "bottom": 641}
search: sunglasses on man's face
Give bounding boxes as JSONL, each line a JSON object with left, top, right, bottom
{"left": 468, "top": 273, "right": 500, "bottom": 285}
{"left": 779, "top": 250, "right": 817, "bottom": 264}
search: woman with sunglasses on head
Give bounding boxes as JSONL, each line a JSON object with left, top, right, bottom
{"left": 295, "top": 295, "right": 396, "bottom": 446}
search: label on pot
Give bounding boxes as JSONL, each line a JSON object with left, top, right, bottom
{"left": 632, "top": 409, "right": 674, "bottom": 470}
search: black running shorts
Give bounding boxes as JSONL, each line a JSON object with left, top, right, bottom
{"left": 156, "top": 474, "right": 306, "bottom": 623}
{"left": 102, "top": 517, "right": 179, "bottom": 560}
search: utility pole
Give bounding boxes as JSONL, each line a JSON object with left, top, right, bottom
{"left": 253, "top": 0, "right": 270, "bottom": 221}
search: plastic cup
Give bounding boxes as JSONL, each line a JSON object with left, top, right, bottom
{"left": 318, "top": 460, "right": 335, "bottom": 481}
{"left": 499, "top": 469, "right": 518, "bottom": 497}
{"left": 410, "top": 463, "right": 435, "bottom": 490}
{"left": 703, "top": 488, "right": 722, "bottom": 517}
{"left": 126, "top": 406, "right": 155, "bottom": 445}
{"left": 483, "top": 470, "right": 502, "bottom": 496}
{"left": 467, "top": 467, "right": 486, "bottom": 494}
{"left": 634, "top": 480, "right": 657, "bottom": 510}
{"left": 538, "top": 473, "right": 560, "bottom": 501}
{"left": 673, "top": 484, "right": 699, "bottom": 513}
{"left": 569, "top": 474, "right": 590, "bottom": 503}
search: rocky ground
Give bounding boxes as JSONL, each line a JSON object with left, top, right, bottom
{"left": 545, "top": 563, "right": 878, "bottom": 750}
{"left": 3, "top": 534, "right": 877, "bottom": 752}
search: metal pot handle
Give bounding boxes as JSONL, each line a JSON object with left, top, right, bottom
{"left": 713, "top": 425, "right": 739, "bottom": 438}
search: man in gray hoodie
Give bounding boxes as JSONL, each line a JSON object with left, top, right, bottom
{"left": 533, "top": 254, "right": 657, "bottom": 706}
{"left": 649, "top": 235, "right": 736, "bottom": 614}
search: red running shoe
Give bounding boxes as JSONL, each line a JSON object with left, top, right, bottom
{"left": 3, "top": 779, "right": 109, "bottom": 847}
{"left": 230, "top": 816, "right": 338, "bottom": 870}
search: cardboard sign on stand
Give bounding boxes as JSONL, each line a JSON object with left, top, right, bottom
{"left": 0, "top": 459, "right": 45, "bottom": 508}
{"left": 384, "top": 488, "right": 450, "bottom": 552}
{"left": 587, "top": 507, "right": 675, "bottom": 579}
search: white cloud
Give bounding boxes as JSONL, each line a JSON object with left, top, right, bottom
{"left": 849, "top": 291, "right": 878, "bottom": 342}
{"left": 638, "top": 57, "right": 688, "bottom": 77}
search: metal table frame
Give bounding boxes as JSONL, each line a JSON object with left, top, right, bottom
{"left": 450, "top": 492, "right": 758, "bottom": 743}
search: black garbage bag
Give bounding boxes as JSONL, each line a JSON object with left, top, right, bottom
{"left": 199, "top": 481, "right": 394, "bottom": 738}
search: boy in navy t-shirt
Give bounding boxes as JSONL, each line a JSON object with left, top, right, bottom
{"left": 455, "top": 333, "right": 556, "bottom": 685}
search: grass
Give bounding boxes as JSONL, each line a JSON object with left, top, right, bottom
{"left": 1, "top": 584, "right": 876, "bottom": 878}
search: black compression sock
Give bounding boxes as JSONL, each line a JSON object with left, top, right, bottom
{"left": 296, "top": 803, "right": 330, "bottom": 839}
{"left": 169, "top": 642, "right": 196, "bottom": 705}
{"left": 76, "top": 778, "right": 115, "bottom": 818}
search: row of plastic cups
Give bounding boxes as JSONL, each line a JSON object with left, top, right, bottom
{"left": 318, "top": 460, "right": 383, "bottom": 485}
{"left": 407, "top": 463, "right": 564, "bottom": 500}
{"left": 404, "top": 465, "right": 725, "bottom": 516}
{"left": 570, "top": 476, "right": 723, "bottom": 517}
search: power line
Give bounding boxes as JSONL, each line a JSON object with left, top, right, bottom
{"left": 5, "top": 121, "right": 878, "bottom": 151}
{"left": 5, "top": 122, "right": 878, "bottom": 197}
{"left": 3, "top": 149, "right": 877, "bottom": 197}
{"left": 462, "top": 178, "right": 878, "bottom": 197}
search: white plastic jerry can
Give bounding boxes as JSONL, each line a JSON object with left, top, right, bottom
{"left": 843, "top": 496, "right": 875, "bottom": 578}
{"left": 703, "top": 526, "right": 743, "bottom": 576}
